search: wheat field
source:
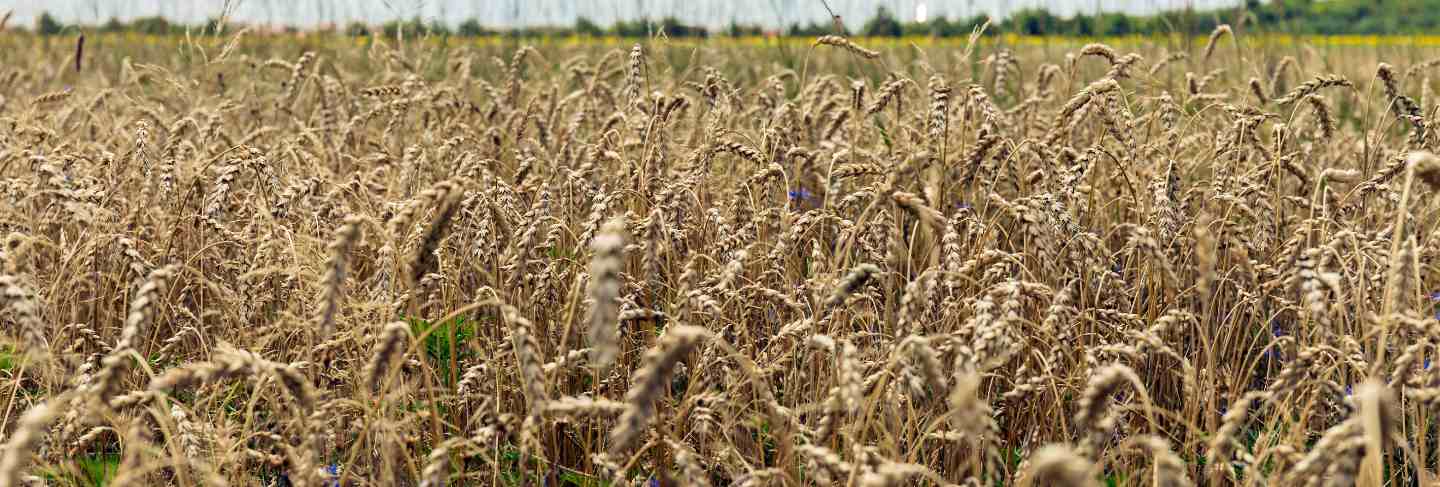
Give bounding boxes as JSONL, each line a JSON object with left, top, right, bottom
{"left": 2, "top": 26, "right": 1440, "bottom": 486}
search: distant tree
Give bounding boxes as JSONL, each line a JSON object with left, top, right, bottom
{"left": 381, "top": 17, "right": 426, "bottom": 39}
{"left": 659, "top": 16, "right": 705, "bottom": 37}
{"left": 345, "top": 21, "right": 371, "bottom": 37}
{"left": 925, "top": 17, "right": 954, "bottom": 37}
{"left": 1070, "top": 13, "right": 1096, "bottom": 36}
{"left": 1096, "top": 13, "right": 1134, "bottom": 36}
{"left": 610, "top": 18, "right": 649, "bottom": 37}
{"left": 787, "top": 21, "right": 842, "bottom": 36}
{"left": 1008, "top": 9, "right": 1061, "bottom": 35}
{"left": 36, "top": 12, "right": 63, "bottom": 35}
{"left": 130, "top": 16, "right": 173, "bottom": 35}
{"left": 725, "top": 21, "right": 762, "bottom": 37}
{"left": 458, "top": 20, "right": 488, "bottom": 37}
{"left": 902, "top": 16, "right": 944, "bottom": 37}
{"left": 425, "top": 19, "right": 452, "bottom": 36}
{"left": 574, "top": 17, "right": 604, "bottom": 36}
{"left": 954, "top": 15, "right": 993, "bottom": 36}
{"left": 862, "top": 6, "right": 902, "bottom": 37}
{"left": 101, "top": 17, "right": 126, "bottom": 33}
{"left": 201, "top": 17, "right": 227, "bottom": 35}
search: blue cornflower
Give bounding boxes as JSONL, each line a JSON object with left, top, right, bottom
{"left": 1426, "top": 358, "right": 1432, "bottom": 370}
{"left": 323, "top": 464, "right": 341, "bottom": 487}
{"left": 1271, "top": 321, "right": 1285, "bottom": 337}
{"left": 648, "top": 478, "right": 661, "bottom": 487}
{"left": 1345, "top": 385, "right": 1353, "bottom": 397}
{"left": 788, "top": 187, "right": 812, "bottom": 201}
{"left": 1429, "top": 291, "right": 1440, "bottom": 301}
{"left": 956, "top": 202, "right": 973, "bottom": 210}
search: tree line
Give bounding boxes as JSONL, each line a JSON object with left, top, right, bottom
{"left": 26, "top": 1, "right": 1440, "bottom": 38}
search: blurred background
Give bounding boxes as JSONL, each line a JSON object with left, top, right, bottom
{"left": 14, "top": 1, "right": 1238, "bottom": 31}
{"left": 9, "top": 1, "right": 1437, "bottom": 37}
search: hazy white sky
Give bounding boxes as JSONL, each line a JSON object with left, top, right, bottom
{"left": 11, "top": 1, "right": 1241, "bottom": 30}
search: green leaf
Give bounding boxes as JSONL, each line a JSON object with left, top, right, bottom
{"left": 78, "top": 454, "right": 121, "bottom": 487}
{"left": 559, "top": 470, "right": 611, "bottom": 487}
{"left": 0, "top": 346, "right": 17, "bottom": 373}
{"left": 407, "top": 316, "right": 478, "bottom": 388}
{"left": 872, "top": 118, "right": 892, "bottom": 149}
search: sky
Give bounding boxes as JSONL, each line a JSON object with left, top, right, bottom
{"left": 10, "top": 1, "right": 1242, "bottom": 30}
